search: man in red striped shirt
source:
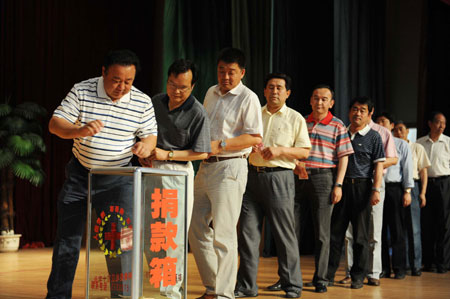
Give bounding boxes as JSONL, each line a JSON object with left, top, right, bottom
{"left": 297, "top": 85, "right": 353, "bottom": 292}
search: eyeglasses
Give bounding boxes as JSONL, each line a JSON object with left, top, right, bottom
{"left": 167, "top": 81, "right": 191, "bottom": 93}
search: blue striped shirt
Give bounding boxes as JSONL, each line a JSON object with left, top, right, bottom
{"left": 53, "top": 77, "right": 157, "bottom": 168}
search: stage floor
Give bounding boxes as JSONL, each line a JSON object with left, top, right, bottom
{"left": 0, "top": 248, "right": 449, "bottom": 298}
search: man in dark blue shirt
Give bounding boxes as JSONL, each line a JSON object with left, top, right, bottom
{"left": 327, "top": 96, "right": 385, "bottom": 289}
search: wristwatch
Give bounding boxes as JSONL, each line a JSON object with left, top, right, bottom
{"left": 168, "top": 150, "right": 174, "bottom": 160}
{"left": 372, "top": 187, "right": 381, "bottom": 193}
{"left": 220, "top": 139, "right": 227, "bottom": 149}
{"left": 335, "top": 183, "right": 343, "bottom": 188}
{"left": 404, "top": 188, "right": 411, "bottom": 194}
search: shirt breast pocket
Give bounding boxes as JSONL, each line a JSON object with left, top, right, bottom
{"left": 171, "top": 128, "right": 190, "bottom": 147}
{"left": 272, "top": 126, "right": 293, "bottom": 147}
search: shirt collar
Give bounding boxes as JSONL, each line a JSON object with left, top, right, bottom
{"left": 262, "top": 103, "right": 287, "bottom": 115}
{"left": 97, "top": 76, "right": 131, "bottom": 103}
{"left": 348, "top": 124, "right": 371, "bottom": 138}
{"left": 427, "top": 133, "right": 444, "bottom": 143}
{"left": 306, "top": 111, "right": 333, "bottom": 125}
{"left": 214, "top": 81, "right": 244, "bottom": 97}
{"left": 162, "top": 94, "right": 195, "bottom": 112}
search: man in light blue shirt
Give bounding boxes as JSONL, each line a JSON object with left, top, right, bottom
{"left": 376, "top": 113, "right": 414, "bottom": 279}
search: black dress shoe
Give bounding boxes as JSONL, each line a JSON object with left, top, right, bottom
{"left": 285, "top": 290, "right": 301, "bottom": 298}
{"left": 267, "top": 280, "right": 282, "bottom": 291}
{"left": 315, "top": 284, "right": 327, "bottom": 293}
{"left": 350, "top": 280, "right": 363, "bottom": 289}
{"left": 422, "top": 265, "right": 437, "bottom": 272}
{"left": 437, "top": 266, "right": 448, "bottom": 274}
{"left": 411, "top": 268, "right": 422, "bottom": 276}
{"left": 394, "top": 272, "right": 406, "bottom": 279}
{"left": 380, "top": 270, "right": 391, "bottom": 278}
{"left": 304, "top": 282, "right": 314, "bottom": 287}
{"left": 234, "top": 290, "right": 258, "bottom": 298}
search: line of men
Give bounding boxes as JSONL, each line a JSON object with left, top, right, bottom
{"left": 46, "top": 48, "right": 449, "bottom": 299}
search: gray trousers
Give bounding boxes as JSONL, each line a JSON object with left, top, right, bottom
{"left": 236, "top": 168, "right": 302, "bottom": 293}
{"left": 295, "top": 169, "right": 334, "bottom": 285}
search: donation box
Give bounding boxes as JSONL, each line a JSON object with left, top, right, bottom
{"left": 86, "top": 167, "right": 188, "bottom": 299}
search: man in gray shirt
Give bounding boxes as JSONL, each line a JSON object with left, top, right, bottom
{"left": 140, "top": 59, "right": 211, "bottom": 298}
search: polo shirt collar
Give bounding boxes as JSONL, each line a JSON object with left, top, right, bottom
{"left": 262, "top": 103, "right": 287, "bottom": 115}
{"left": 348, "top": 124, "right": 371, "bottom": 138}
{"left": 426, "top": 134, "right": 445, "bottom": 143}
{"left": 97, "top": 76, "right": 131, "bottom": 103}
{"left": 162, "top": 94, "right": 195, "bottom": 112}
{"left": 214, "top": 81, "right": 244, "bottom": 97}
{"left": 306, "top": 111, "right": 333, "bottom": 125}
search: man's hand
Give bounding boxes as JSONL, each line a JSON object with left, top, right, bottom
{"left": 132, "top": 141, "right": 152, "bottom": 158}
{"left": 209, "top": 140, "right": 221, "bottom": 156}
{"left": 370, "top": 191, "right": 381, "bottom": 206}
{"left": 78, "top": 120, "right": 104, "bottom": 137}
{"left": 331, "top": 186, "right": 343, "bottom": 204}
{"left": 403, "top": 192, "right": 412, "bottom": 207}
{"left": 261, "top": 147, "right": 283, "bottom": 160}
{"left": 420, "top": 193, "right": 426, "bottom": 207}
{"left": 138, "top": 157, "right": 152, "bottom": 167}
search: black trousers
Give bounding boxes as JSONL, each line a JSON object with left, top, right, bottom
{"left": 422, "top": 176, "right": 450, "bottom": 270}
{"left": 382, "top": 182, "right": 407, "bottom": 274}
{"left": 327, "top": 179, "right": 372, "bottom": 282}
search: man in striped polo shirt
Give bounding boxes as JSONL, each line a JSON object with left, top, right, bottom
{"left": 46, "top": 50, "right": 157, "bottom": 299}
{"left": 295, "top": 85, "right": 354, "bottom": 293}
{"left": 326, "top": 96, "right": 385, "bottom": 289}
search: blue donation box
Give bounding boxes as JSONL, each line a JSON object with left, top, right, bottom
{"left": 86, "top": 167, "right": 188, "bottom": 299}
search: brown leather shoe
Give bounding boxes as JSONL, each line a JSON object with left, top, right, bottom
{"left": 338, "top": 276, "right": 351, "bottom": 284}
{"left": 196, "top": 294, "right": 216, "bottom": 299}
{"left": 367, "top": 278, "right": 380, "bottom": 286}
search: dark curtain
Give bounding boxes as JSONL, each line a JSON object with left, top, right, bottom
{"left": 0, "top": 0, "right": 164, "bottom": 246}
{"left": 162, "top": 0, "right": 232, "bottom": 102}
{"left": 231, "top": 0, "right": 272, "bottom": 102}
{"left": 334, "top": 0, "right": 386, "bottom": 122}
{"left": 418, "top": 0, "right": 450, "bottom": 136}
{"left": 272, "top": 1, "right": 334, "bottom": 119}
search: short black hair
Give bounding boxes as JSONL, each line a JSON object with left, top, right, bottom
{"left": 264, "top": 73, "right": 292, "bottom": 91}
{"left": 348, "top": 96, "right": 375, "bottom": 113}
{"left": 376, "top": 112, "right": 395, "bottom": 124}
{"left": 395, "top": 120, "right": 408, "bottom": 128}
{"left": 103, "top": 49, "right": 141, "bottom": 73}
{"left": 428, "top": 111, "right": 445, "bottom": 122}
{"left": 167, "top": 59, "right": 199, "bottom": 86}
{"left": 217, "top": 47, "right": 246, "bottom": 69}
{"left": 312, "top": 84, "right": 335, "bottom": 100}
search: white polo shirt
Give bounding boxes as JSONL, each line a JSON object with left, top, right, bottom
{"left": 416, "top": 134, "right": 450, "bottom": 178}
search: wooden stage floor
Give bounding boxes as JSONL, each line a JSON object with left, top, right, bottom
{"left": 1, "top": 248, "right": 449, "bottom": 298}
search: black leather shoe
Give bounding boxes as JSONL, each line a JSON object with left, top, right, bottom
{"left": 422, "top": 265, "right": 437, "bottom": 272}
{"left": 234, "top": 290, "right": 258, "bottom": 298}
{"left": 411, "top": 268, "right": 422, "bottom": 276}
{"left": 304, "top": 282, "right": 314, "bottom": 287}
{"left": 350, "top": 280, "right": 363, "bottom": 289}
{"left": 267, "top": 280, "right": 282, "bottom": 291}
{"left": 380, "top": 270, "right": 391, "bottom": 278}
{"left": 285, "top": 290, "right": 301, "bottom": 298}
{"left": 394, "top": 272, "right": 406, "bottom": 279}
{"left": 437, "top": 266, "right": 448, "bottom": 274}
{"left": 315, "top": 284, "right": 327, "bottom": 293}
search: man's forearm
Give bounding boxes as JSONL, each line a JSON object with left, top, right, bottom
{"left": 221, "top": 134, "right": 262, "bottom": 151}
{"left": 335, "top": 155, "right": 349, "bottom": 184}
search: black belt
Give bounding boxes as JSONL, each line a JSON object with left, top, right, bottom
{"left": 306, "top": 168, "right": 334, "bottom": 175}
{"left": 203, "top": 155, "right": 246, "bottom": 163}
{"left": 344, "top": 178, "right": 371, "bottom": 184}
{"left": 160, "top": 160, "right": 189, "bottom": 165}
{"left": 429, "top": 175, "right": 450, "bottom": 183}
{"left": 386, "top": 182, "right": 402, "bottom": 186}
{"left": 249, "top": 165, "right": 290, "bottom": 173}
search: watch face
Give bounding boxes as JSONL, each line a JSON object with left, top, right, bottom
{"left": 168, "top": 151, "right": 174, "bottom": 158}
{"left": 221, "top": 141, "right": 226, "bottom": 148}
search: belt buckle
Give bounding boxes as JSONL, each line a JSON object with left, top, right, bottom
{"left": 256, "top": 166, "right": 266, "bottom": 173}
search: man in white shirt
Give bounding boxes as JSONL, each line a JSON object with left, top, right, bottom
{"left": 416, "top": 111, "right": 450, "bottom": 273}
{"left": 189, "top": 48, "right": 263, "bottom": 299}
